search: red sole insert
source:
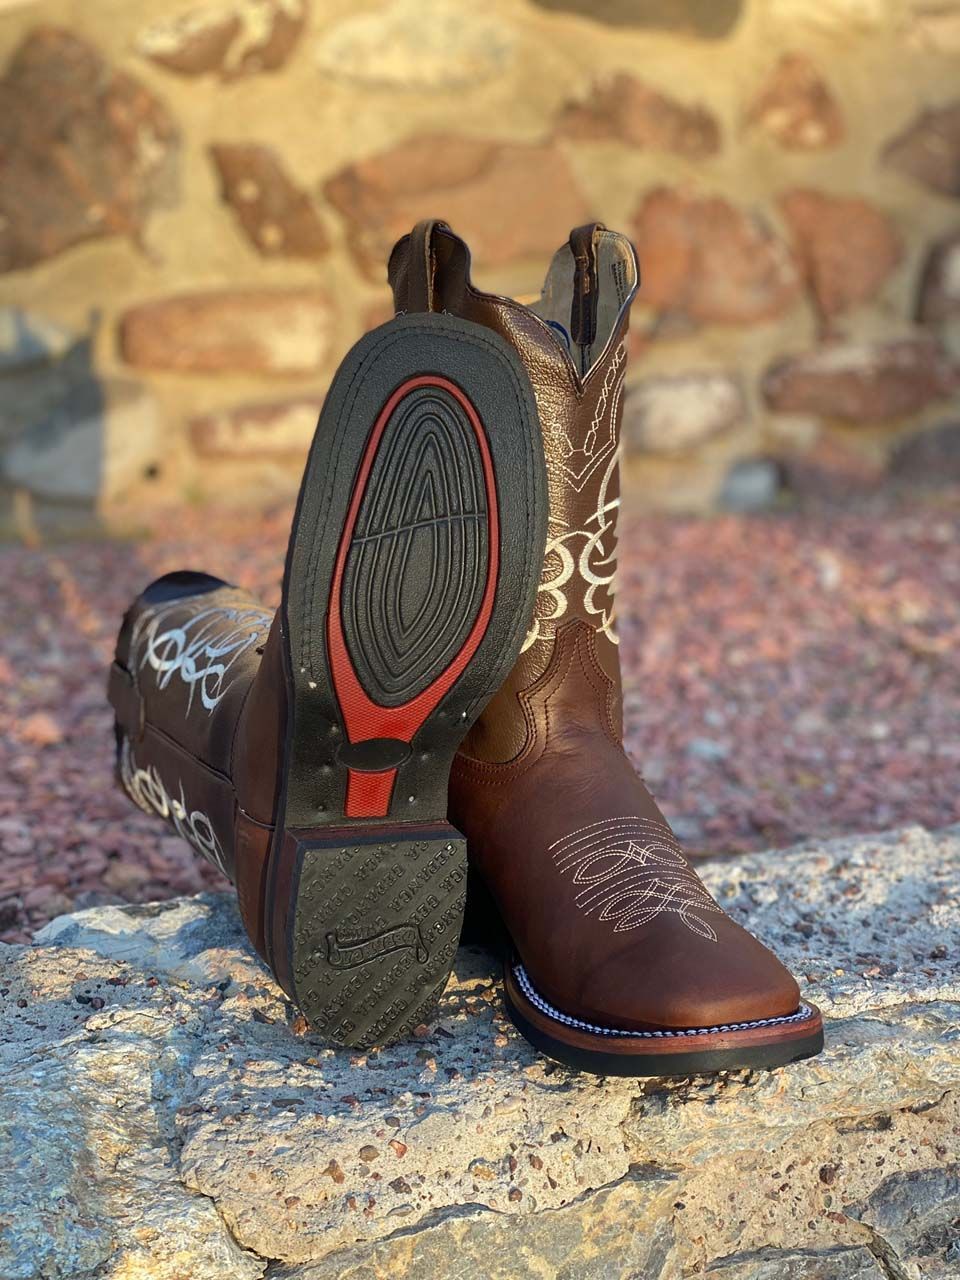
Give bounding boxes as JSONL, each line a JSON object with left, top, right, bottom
{"left": 326, "top": 375, "right": 500, "bottom": 817}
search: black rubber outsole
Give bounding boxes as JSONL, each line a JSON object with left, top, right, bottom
{"left": 264, "top": 313, "right": 548, "bottom": 1049}
{"left": 286, "top": 822, "right": 467, "bottom": 1047}
{"left": 504, "top": 996, "right": 826, "bottom": 1078}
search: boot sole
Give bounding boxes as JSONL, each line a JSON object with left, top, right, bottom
{"left": 264, "top": 314, "right": 547, "bottom": 1048}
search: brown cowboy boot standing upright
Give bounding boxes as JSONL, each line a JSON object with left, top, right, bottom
{"left": 109, "top": 292, "right": 548, "bottom": 1048}
{"left": 389, "top": 221, "right": 824, "bottom": 1075}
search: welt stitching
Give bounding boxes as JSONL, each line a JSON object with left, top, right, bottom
{"left": 513, "top": 963, "right": 817, "bottom": 1040}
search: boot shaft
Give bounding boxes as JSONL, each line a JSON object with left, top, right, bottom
{"left": 389, "top": 221, "right": 639, "bottom": 761}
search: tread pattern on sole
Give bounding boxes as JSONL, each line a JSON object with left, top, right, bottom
{"left": 291, "top": 827, "right": 467, "bottom": 1048}
{"left": 342, "top": 383, "right": 490, "bottom": 708}
{"left": 279, "top": 316, "right": 546, "bottom": 829}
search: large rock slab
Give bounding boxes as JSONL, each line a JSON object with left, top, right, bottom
{"left": 0, "top": 945, "right": 263, "bottom": 1280}
{"left": 706, "top": 1247, "right": 886, "bottom": 1278}
{"left": 6, "top": 824, "right": 959, "bottom": 1278}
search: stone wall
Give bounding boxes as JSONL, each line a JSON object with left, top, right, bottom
{"left": 1, "top": 0, "right": 959, "bottom": 530}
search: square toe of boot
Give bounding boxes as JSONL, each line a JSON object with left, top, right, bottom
{"left": 537, "top": 926, "right": 803, "bottom": 1034}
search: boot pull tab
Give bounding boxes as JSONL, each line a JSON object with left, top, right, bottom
{"left": 568, "top": 223, "right": 605, "bottom": 368}
{"left": 406, "top": 218, "right": 448, "bottom": 313}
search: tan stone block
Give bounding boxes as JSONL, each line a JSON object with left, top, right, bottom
{"left": 189, "top": 396, "right": 324, "bottom": 459}
{"left": 779, "top": 190, "right": 902, "bottom": 321}
{"left": 0, "top": 28, "right": 179, "bottom": 273}
{"left": 763, "top": 338, "right": 959, "bottom": 422}
{"left": 324, "top": 136, "right": 591, "bottom": 279}
{"left": 136, "top": 0, "right": 308, "bottom": 80}
{"left": 632, "top": 188, "right": 801, "bottom": 325}
{"left": 882, "top": 101, "right": 960, "bottom": 197}
{"left": 917, "top": 231, "right": 960, "bottom": 325}
{"left": 211, "top": 144, "right": 329, "bottom": 259}
{"left": 744, "top": 53, "right": 845, "bottom": 151}
{"left": 556, "top": 73, "right": 720, "bottom": 157}
{"left": 623, "top": 372, "right": 746, "bottom": 455}
{"left": 315, "top": 0, "right": 514, "bottom": 91}
{"left": 119, "top": 290, "right": 333, "bottom": 375}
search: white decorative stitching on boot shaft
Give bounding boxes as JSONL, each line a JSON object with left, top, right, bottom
{"left": 550, "top": 816, "right": 723, "bottom": 941}
{"left": 512, "top": 962, "right": 816, "bottom": 1039}
{"left": 523, "top": 444, "right": 621, "bottom": 652}
{"left": 120, "top": 740, "right": 228, "bottom": 876}
{"left": 133, "top": 598, "right": 272, "bottom": 713}
{"left": 556, "top": 343, "right": 625, "bottom": 494}
{"left": 523, "top": 345, "right": 625, "bottom": 652}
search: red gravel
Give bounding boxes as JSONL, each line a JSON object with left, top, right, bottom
{"left": 1, "top": 491, "right": 958, "bottom": 943}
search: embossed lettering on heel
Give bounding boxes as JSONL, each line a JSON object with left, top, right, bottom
{"left": 287, "top": 824, "right": 467, "bottom": 1048}
{"left": 325, "top": 923, "right": 430, "bottom": 970}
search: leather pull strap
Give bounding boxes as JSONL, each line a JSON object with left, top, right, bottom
{"left": 406, "top": 218, "right": 447, "bottom": 313}
{"left": 388, "top": 220, "right": 474, "bottom": 316}
{"left": 568, "top": 222, "right": 605, "bottom": 351}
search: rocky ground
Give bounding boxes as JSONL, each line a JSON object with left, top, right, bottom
{"left": 4, "top": 825, "right": 958, "bottom": 1279}
{"left": 1, "top": 490, "right": 959, "bottom": 943}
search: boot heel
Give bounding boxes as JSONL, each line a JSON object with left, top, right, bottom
{"left": 279, "top": 822, "right": 466, "bottom": 1048}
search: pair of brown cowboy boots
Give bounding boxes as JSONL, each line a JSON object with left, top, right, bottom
{"left": 109, "top": 221, "right": 823, "bottom": 1076}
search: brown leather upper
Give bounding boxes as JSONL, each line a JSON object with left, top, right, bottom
{"left": 390, "top": 221, "right": 802, "bottom": 1031}
{"left": 110, "top": 572, "right": 283, "bottom": 958}
{"left": 390, "top": 222, "right": 630, "bottom": 759}
{"left": 110, "top": 220, "right": 805, "bottom": 1035}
